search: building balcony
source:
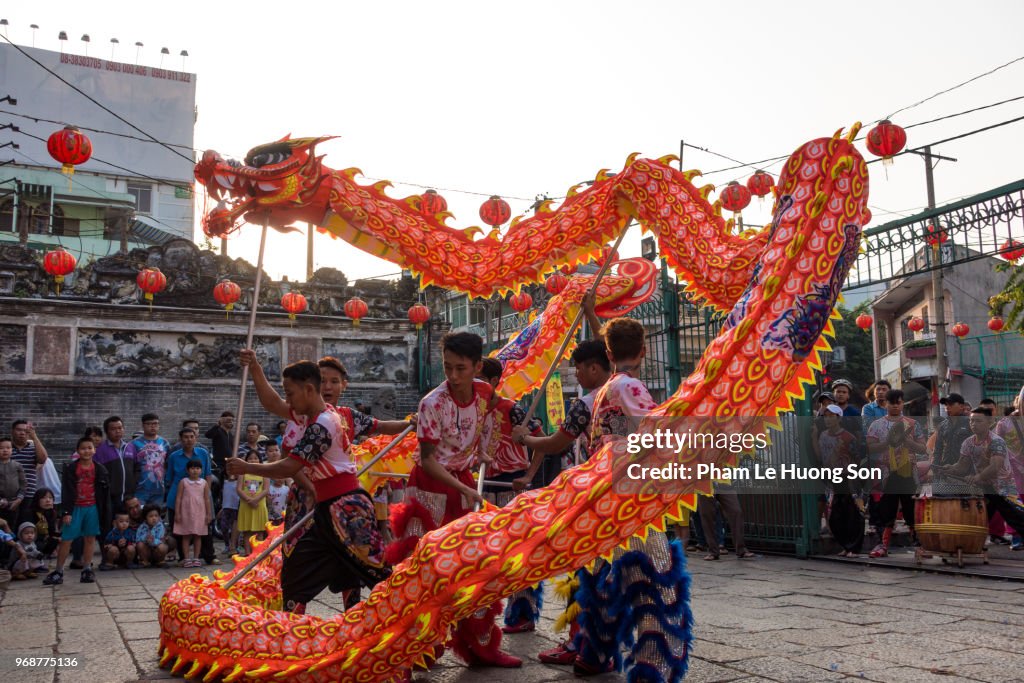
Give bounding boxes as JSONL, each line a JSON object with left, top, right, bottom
{"left": 879, "top": 334, "right": 957, "bottom": 384}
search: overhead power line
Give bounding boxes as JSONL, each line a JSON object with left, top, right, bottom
{"left": 0, "top": 34, "right": 194, "bottom": 164}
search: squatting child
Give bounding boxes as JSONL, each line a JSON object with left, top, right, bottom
{"left": 101, "top": 512, "right": 137, "bottom": 569}
{"left": 135, "top": 504, "right": 169, "bottom": 567}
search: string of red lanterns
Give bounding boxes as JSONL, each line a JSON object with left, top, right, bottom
{"left": 855, "top": 314, "right": 873, "bottom": 331}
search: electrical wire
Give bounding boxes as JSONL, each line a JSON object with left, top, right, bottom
{"left": 0, "top": 108, "right": 194, "bottom": 151}
{"left": 15, "top": 128, "right": 191, "bottom": 190}
{"left": 0, "top": 34, "right": 194, "bottom": 164}
{"left": 884, "top": 54, "right": 1024, "bottom": 121}
{"left": 11, "top": 146, "right": 190, "bottom": 240}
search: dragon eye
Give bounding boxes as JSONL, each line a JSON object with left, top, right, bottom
{"left": 249, "top": 150, "right": 288, "bottom": 168}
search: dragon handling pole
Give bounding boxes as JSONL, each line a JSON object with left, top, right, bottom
{"left": 224, "top": 424, "right": 416, "bottom": 590}
{"left": 229, "top": 215, "right": 270, "bottom": 464}
{"left": 475, "top": 225, "right": 631, "bottom": 510}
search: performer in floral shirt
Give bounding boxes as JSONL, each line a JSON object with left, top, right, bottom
{"left": 238, "top": 352, "right": 411, "bottom": 613}
{"left": 387, "top": 332, "right": 520, "bottom": 677}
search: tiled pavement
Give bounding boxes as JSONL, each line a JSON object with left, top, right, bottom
{"left": 2, "top": 552, "right": 1023, "bottom": 682}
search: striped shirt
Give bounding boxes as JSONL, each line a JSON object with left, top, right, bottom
{"left": 12, "top": 441, "right": 39, "bottom": 498}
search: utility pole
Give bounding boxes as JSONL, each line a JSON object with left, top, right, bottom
{"left": 306, "top": 223, "right": 314, "bottom": 281}
{"left": 119, "top": 213, "right": 129, "bottom": 254}
{"left": 925, "top": 146, "right": 947, "bottom": 414}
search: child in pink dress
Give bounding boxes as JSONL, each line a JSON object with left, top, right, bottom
{"left": 173, "top": 461, "right": 213, "bottom": 568}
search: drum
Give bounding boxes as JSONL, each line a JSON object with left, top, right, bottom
{"left": 915, "top": 496, "right": 988, "bottom": 555}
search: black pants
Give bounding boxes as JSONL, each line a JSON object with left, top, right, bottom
{"left": 878, "top": 493, "right": 915, "bottom": 529}
{"left": 985, "top": 494, "right": 1024, "bottom": 534}
{"left": 829, "top": 493, "right": 865, "bottom": 553}
{"left": 167, "top": 508, "right": 214, "bottom": 563}
{"left": 281, "top": 492, "right": 389, "bottom": 609}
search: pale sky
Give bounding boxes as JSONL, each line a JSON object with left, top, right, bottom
{"left": 7, "top": 1, "right": 1024, "bottom": 284}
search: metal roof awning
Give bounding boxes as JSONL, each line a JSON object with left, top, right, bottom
{"left": 129, "top": 215, "right": 178, "bottom": 245}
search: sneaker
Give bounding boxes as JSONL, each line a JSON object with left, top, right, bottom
{"left": 208, "top": 557, "right": 222, "bottom": 565}
{"left": 127, "top": 562, "right": 142, "bottom": 569}
{"left": 80, "top": 568, "right": 95, "bottom": 583}
{"left": 471, "top": 649, "right": 522, "bottom": 668}
{"left": 538, "top": 641, "right": 577, "bottom": 665}
{"left": 501, "top": 619, "right": 535, "bottom": 634}
{"left": 98, "top": 563, "right": 116, "bottom": 571}
{"left": 42, "top": 570, "right": 64, "bottom": 585}
{"left": 573, "top": 656, "right": 614, "bottom": 676}
{"left": 990, "top": 535, "right": 1011, "bottom": 545}
{"left": 869, "top": 544, "right": 888, "bottom": 558}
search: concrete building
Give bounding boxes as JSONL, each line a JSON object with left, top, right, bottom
{"left": 870, "top": 243, "right": 1013, "bottom": 408}
{"left": 0, "top": 41, "right": 196, "bottom": 264}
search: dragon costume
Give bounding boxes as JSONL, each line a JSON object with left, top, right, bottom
{"left": 159, "top": 126, "right": 870, "bottom": 682}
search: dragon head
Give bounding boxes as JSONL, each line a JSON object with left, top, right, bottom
{"left": 194, "top": 135, "right": 335, "bottom": 238}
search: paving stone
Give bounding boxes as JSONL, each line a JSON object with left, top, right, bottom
{"left": 856, "top": 666, "right": 979, "bottom": 682}
{"left": 728, "top": 656, "right": 846, "bottom": 681}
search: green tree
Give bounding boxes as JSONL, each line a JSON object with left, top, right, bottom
{"left": 829, "top": 303, "right": 876, "bottom": 398}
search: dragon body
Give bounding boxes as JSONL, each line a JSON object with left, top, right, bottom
{"left": 163, "top": 130, "right": 870, "bottom": 681}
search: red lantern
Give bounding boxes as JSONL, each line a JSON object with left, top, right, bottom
{"left": 344, "top": 297, "right": 368, "bottom": 326}
{"left": 746, "top": 171, "right": 775, "bottom": 198}
{"left": 907, "top": 317, "right": 925, "bottom": 333}
{"left": 419, "top": 190, "right": 447, "bottom": 217}
{"left": 510, "top": 292, "right": 533, "bottom": 312}
{"left": 951, "top": 322, "right": 970, "bottom": 338}
{"left": 545, "top": 272, "right": 568, "bottom": 295}
{"left": 281, "top": 292, "right": 307, "bottom": 321}
{"left": 925, "top": 224, "right": 948, "bottom": 247}
{"left": 479, "top": 195, "right": 511, "bottom": 227}
{"left": 855, "top": 314, "right": 873, "bottom": 331}
{"left": 1001, "top": 239, "right": 1024, "bottom": 263}
{"left": 43, "top": 248, "right": 76, "bottom": 294}
{"left": 47, "top": 126, "right": 92, "bottom": 177}
{"left": 213, "top": 280, "right": 241, "bottom": 315}
{"left": 988, "top": 317, "right": 1005, "bottom": 333}
{"left": 408, "top": 303, "right": 430, "bottom": 330}
{"left": 719, "top": 181, "right": 751, "bottom": 214}
{"left": 136, "top": 267, "right": 166, "bottom": 306}
{"left": 865, "top": 120, "right": 907, "bottom": 166}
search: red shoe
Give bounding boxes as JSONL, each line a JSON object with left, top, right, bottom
{"left": 470, "top": 649, "right": 523, "bottom": 668}
{"left": 501, "top": 619, "right": 535, "bottom": 634}
{"left": 573, "top": 655, "right": 614, "bottom": 676}
{"left": 538, "top": 641, "right": 577, "bottom": 665}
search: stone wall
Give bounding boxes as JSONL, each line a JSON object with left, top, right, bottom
{"left": 0, "top": 299, "right": 433, "bottom": 463}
